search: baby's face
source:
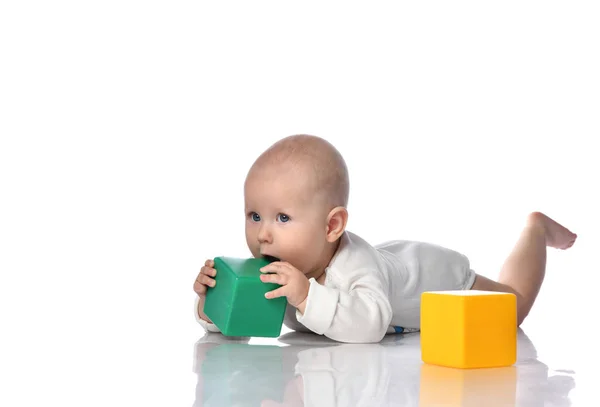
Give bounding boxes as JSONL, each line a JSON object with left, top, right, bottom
{"left": 244, "top": 166, "right": 329, "bottom": 276}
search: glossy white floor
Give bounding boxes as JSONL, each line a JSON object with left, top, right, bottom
{"left": 192, "top": 317, "right": 591, "bottom": 407}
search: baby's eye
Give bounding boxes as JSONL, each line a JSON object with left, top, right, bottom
{"left": 277, "top": 213, "right": 290, "bottom": 223}
{"left": 250, "top": 212, "right": 261, "bottom": 222}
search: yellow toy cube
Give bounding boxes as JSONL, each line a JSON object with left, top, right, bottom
{"left": 421, "top": 290, "right": 517, "bottom": 369}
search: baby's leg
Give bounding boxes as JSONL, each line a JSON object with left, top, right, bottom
{"left": 471, "top": 211, "right": 577, "bottom": 326}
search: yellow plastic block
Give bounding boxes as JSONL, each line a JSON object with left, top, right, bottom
{"left": 421, "top": 290, "right": 517, "bottom": 369}
{"left": 419, "top": 363, "right": 516, "bottom": 406}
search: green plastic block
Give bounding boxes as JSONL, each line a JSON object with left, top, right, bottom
{"left": 204, "top": 257, "right": 287, "bottom": 337}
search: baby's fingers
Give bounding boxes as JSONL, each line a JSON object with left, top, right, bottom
{"left": 199, "top": 274, "right": 216, "bottom": 287}
{"left": 194, "top": 267, "right": 217, "bottom": 295}
{"left": 204, "top": 259, "right": 215, "bottom": 268}
{"left": 260, "top": 272, "right": 286, "bottom": 285}
{"left": 193, "top": 279, "right": 207, "bottom": 295}
{"left": 194, "top": 274, "right": 216, "bottom": 294}
{"left": 265, "top": 286, "right": 286, "bottom": 300}
{"left": 201, "top": 265, "right": 217, "bottom": 278}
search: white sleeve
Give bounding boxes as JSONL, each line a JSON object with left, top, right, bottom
{"left": 194, "top": 296, "right": 221, "bottom": 333}
{"left": 296, "top": 271, "right": 393, "bottom": 343}
{"left": 283, "top": 303, "right": 313, "bottom": 333}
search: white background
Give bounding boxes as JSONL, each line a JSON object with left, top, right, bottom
{"left": 1, "top": 1, "right": 598, "bottom": 406}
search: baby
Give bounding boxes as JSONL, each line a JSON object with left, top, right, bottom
{"left": 193, "top": 134, "right": 577, "bottom": 343}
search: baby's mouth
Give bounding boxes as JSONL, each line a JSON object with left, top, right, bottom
{"left": 262, "top": 255, "right": 280, "bottom": 263}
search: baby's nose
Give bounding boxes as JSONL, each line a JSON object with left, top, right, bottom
{"left": 257, "top": 224, "right": 272, "bottom": 243}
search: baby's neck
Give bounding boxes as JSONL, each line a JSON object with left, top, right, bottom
{"left": 315, "top": 271, "right": 327, "bottom": 284}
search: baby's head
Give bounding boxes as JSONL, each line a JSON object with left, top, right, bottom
{"left": 244, "top": 134, "right": 349, "bottom": 279}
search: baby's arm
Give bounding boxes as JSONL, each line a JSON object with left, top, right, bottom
{"left": 193, "top": 259, "right": 223, "bottom": 333}
{"left": 296, "top": 269, "right": 393, "bottom": 343}
{"left": 194, "top": 295, "right": 221, "bottom": 333}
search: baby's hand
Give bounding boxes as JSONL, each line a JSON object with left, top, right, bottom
{"left": 194, "top": 259, "right": 217, "bottom": 297}
{"left": 194, "top": 259, "right": 217, "bottom": 324}
{"left": 259, "top": 261, "right": 310, "bottom": 310}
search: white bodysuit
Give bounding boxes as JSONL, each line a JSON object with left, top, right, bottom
{"left": 195, "top": 230, "right": 476, "bottom": 343}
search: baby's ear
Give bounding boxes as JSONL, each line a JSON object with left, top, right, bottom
{"left": 326, "top": 207, "right": 348, "bottom": 243}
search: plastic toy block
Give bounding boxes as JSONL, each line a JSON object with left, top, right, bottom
{"left": 204, "top": 257, "right": 287, "bottom": 337}
{"left": 420, "top": 290, "right": 517, "bottom": 369}
{"left": 419, "top": 363, "right": 516, "bottom": 406}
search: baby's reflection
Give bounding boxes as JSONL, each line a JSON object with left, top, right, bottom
{"left": 192, "top": 330, "right": 575, "bottom": 407}
{"left": 512, "top": 330, "right": 575, "bottom": 407}
{"left": 192, "top": 332, "right": 390, "bottom": 406}
{"left": 274, "top": 341, "right": 391, "bottom": 407}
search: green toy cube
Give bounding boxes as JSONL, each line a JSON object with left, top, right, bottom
{"left": 203, "top": 256, "right": 287, "bottom": 337}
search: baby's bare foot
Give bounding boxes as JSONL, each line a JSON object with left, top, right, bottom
{"left": 528, "top": 212, "right": 577, "bottom": 249}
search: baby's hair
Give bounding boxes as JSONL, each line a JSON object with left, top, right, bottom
{"left": 249, "top": 134, "right": 350, "bottom": 208}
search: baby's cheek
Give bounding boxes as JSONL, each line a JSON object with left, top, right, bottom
{"left": 246, "top": 242, "right": 260, "bottom": 258}
{"left": 291, "top": 257, "right": 312, "bottom": 275}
